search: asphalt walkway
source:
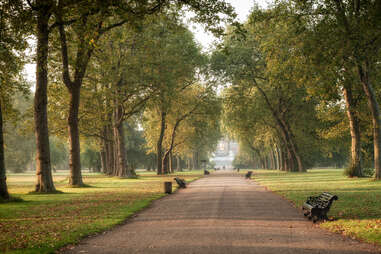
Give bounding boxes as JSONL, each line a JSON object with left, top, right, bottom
{"left": 63, "top": 172, "right": 381, "bottom": 254}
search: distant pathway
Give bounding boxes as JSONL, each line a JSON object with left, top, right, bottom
{"left": 63, "top": 172, "right": 381, "bottom": 254}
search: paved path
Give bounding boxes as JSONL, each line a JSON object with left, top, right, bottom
{"left": 63, "top": 172, "right": 381, "bottom": 254}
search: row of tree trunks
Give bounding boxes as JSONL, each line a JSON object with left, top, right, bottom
{"left": 147, "top": 154, "right": 157, "bottom": 171}
{"left": 113, "top": 103, "right": 135, "bottom": 177}
{"left": 254, "top": 147, "right": 279, "bottom": 170}
{"left": 99, "top": 117, "right": 135, "bottom": 177}
{"left": 331, "top": 1, "right": 381, "bottom": 180}
{"left": 254, "top": 84, "right": 305, "bottom": 172}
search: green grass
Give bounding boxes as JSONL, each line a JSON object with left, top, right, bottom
{"left": 251, "top": 168, "right": 381, "bottom": 245}
{"left": 1, "top": 170, "right": 203, "bottom": 253}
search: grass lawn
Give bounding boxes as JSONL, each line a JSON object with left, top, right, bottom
{"left": 1, "top": 170, "right": 203, "bottom": 254}
{"left": 251, "top": 168, "right": 381, "bottom": 246}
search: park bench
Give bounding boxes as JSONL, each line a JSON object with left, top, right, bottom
{"left": 204, "top": 170, "right": 210, "bottom": 175}
{"left": 174, "top": 177, "right": 186, "bottom": 188}
{"left": 245, "top": 171, "right": 252, "bottom": 179}
{"left": 302, "top": 192, "right": 338, "bottom": 223}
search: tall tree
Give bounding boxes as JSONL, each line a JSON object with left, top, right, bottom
{"left": 26, "top": 0, "right": 60, "bottom": 192}
{"left": 0, "top": 0, "right": 30, "bottom": 198}
{"left": 292, "top": 0, "right": 381, "bottom": 177}
{"left": 141, "top": 15, "right": 205, "bottom": 174}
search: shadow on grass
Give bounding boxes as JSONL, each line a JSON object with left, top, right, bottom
{"left": 0, "top": 195, "right": 24, "bottom": 203}
{"left": 66, "top": 183, "right": 94, "bottom": 188}
{"left": 28, "top": 190, "right": 65, "bottom": 195}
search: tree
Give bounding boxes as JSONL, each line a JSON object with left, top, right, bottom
{"left": 140, "top": 15, "right": 208, "bottom": 174}
{"left": 0, "top": 0, "right": 30, "bottom": 199}
{"left": 49, "top": 0, "right": 236, "bottom": 184}
{"left": 291, "top": 0, "right": 381, "bottom": 177}
{"left": 26, "top": 0, "right": 59, "bottom": 192}
{"left": 212, "top": 8, "right": 316, "bottom": 172}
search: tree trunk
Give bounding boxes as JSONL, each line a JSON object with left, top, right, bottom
{"left": 162, "top": 151, "right": 169, "bottom": 174}
{"left": 169, "top": 151, "right": 173, "bottom": 173}
{"left": 277, "top": 145, "right": 284, "bottom": 171}
{"left": 193, "top": 151, "right": 199, "bottom": 169}
{"left": 358, "top": 63, "right": 381, "bottom": 179}
{"left": 281, "top": 145, "right": 290, "bottom": 172}
{"left": 274, "top": 145, "right": 280, "bottom": 170}
{"left": 34, "top": 6, "right": 55, "bottom": 192}
{"left": 264, "top": 155, "right": 268, "bottom": 169}
{"left": 68, "top": 86, "right": 83, "bottom": 186}
{"left": 104, "top": 124, "right": 114, "bottom": 175}
{"left": 177, "top": 156, "right": 182, "bottom": 171}
{"left": 100, "top": 143, "right": 106, "bottom": 174}
{"left": 269, "top": 150, "right": 275, "bottom": 169}
{"left": 157, "top": 111, "right": 166, "bottom": 175}
{"left": 343, "top": 85, "right": 363, "bottom": 177}
{"left": 0, "top": 102, "right": 9, "bottom": 200}
{"left": 114, "top": 122, "right": 126, "bottom": 177}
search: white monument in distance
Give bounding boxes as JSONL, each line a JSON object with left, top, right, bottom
{"left": 211, "top": 138, "right": 239, "bottom": 170}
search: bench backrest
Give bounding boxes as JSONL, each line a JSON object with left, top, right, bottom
{"left": 308, "top": 192, "right": 338, "bottom": 209}
{"left": 319, "top": 192, "right": 338, "bottom": 202}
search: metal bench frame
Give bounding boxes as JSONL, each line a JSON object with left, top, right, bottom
{"left": 174, "top": 177, "right": 186, "bottom": 188}
{"left": 302, "top": 192, "right": 338, "bottom": 223}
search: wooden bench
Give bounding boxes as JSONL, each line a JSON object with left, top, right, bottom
{"left": 302, "top": 192, "right": 338, "bottom": 223}
{"left": 245, "top": 171, "right": 252, "bottom": 179}
{"left": 174, "top": 177, "right": 186, "bottom": 188}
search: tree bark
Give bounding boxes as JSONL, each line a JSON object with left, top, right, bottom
{"left": 0, "top": 101, "right": 9, "bottom": 200}
{"left": 34, "top": 4, "right": 55, "bottom": 192}
{"left": 358, "top": 62, "right": 381, "bottom": 179}
{"left": 343, "top": 85, "right": 362, "bottom": 177}
{"left": 67, "top": 86, "right": 83, "bottom": 186}
{"left": 113, "top": 122, "right": 126, "bottom": 177}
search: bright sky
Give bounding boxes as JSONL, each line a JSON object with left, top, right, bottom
{"left": 23, "top": 0, "right": 270, "bottom": 84}
{"left": 186, "top": 0, "right": 269, "bottom": 50}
